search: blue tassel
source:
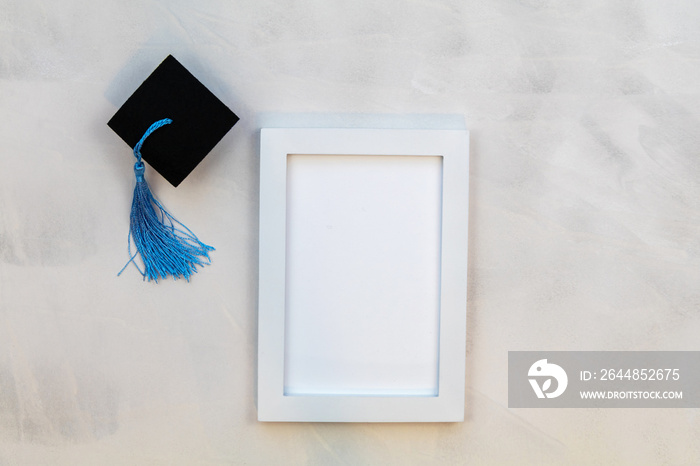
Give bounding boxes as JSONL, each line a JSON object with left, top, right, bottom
{"left": 118, "top": 119, "right": 214, "bottom": 282}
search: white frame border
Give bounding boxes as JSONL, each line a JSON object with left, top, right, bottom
{"left": 258, "top": 128, "right": 469, "bottom": 422}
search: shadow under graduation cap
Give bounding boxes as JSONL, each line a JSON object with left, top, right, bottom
{"left": 108, "top": 55, "right": 239, "bottom": 187}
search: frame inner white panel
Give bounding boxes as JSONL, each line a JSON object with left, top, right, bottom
{"left": 284, "top": 154, "right": 443, "bottom": 396}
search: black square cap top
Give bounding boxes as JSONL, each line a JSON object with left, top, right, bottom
{"left": 108, "top": 55, "right": 239, "bottom": 187}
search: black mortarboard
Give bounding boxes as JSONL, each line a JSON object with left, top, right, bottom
{"left": 108, "top": 55, "right": 239, "bottom": 187}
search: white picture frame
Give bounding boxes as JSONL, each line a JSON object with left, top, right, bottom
{"left": 258, "top": 127, "right": 469, "bottom": 422}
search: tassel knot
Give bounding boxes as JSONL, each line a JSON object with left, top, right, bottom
{"left": 134, "top": 161, "right": 145, "bottom": 181}
{"left": 118, "top": 119, "right": 214, "bottom": 282}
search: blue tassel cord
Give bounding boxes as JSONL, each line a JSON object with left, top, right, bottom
{"left": 118, "top": 119, "right": 214, "bottom": 281}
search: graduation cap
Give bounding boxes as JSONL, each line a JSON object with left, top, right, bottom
{"left": 109, "top": 54, "right": 239, "bottom": 187}
{"left": 109, "top": 55, "right": 239, "bottom": 282}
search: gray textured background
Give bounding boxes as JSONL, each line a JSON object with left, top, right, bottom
{"left": 1, "top": 0, "right": 700, "bottom": 464}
